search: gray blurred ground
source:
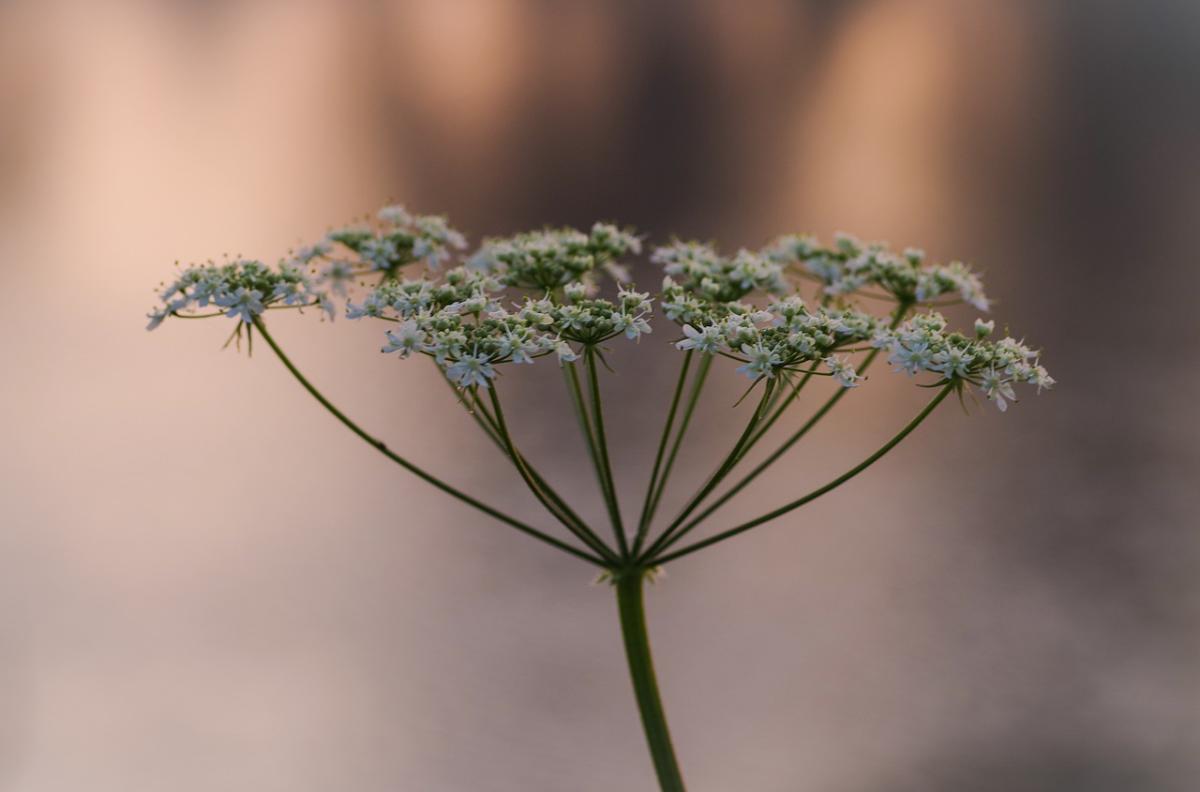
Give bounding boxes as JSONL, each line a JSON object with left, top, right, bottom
{"left": 0, "top": 1, "right": 1197, "bottom": 790}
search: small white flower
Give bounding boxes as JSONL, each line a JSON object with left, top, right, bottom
{"left": 347, "top": 291, "right": 392, "bottom": 319}
{"left": 499, "top": 330, "right": 540, "bottom": 364}
{"left": 145, "top": 307, "right": 169, "bottom": 331}
{"left": 215, "top": 287, "right": 265, "bottom": 323}
{"left": 618, "top": 287, "right": 652, "bottom": 314}
{"left": 619, "top": 313, "right": 653, "bottom": 340}
{"left": 824, "top": 355, "right": 861, "bottom": 388}
{"left": 1029, "top": 365, "right": 1056, "bottom": 393}
{"left": 975, "top": 318, "right": 995, "bottom": 338}
{"left": 319, "top": 260, "right": 355, "bottom": 296}
{"left": 737, "top": 342, "right": 781, "bottom": 380}
{"left": 445, "top": 352, "right": 496, "bottom": 388}
{"left": 318, "top": 293, "right": 336, "bottom": 320}
{"left": 272, "top": 280, "right": 311, "bottom": 307}
{"left": 378, "top": 205, "right": 413, "bottom": 225}
{"left": 294, "top": 242, "right": 331, "bottom": 263}
{"left": 890, "top": 341, "right": 933, "bottom": 375}
{"left": 564, "top": 282, "right": 589, "bottom": 303}
{"left": 676, "top": 324, "right": 722, "bottom": 354}
{"left": 382, "top": 320, "right": 427, "bottom": 358}
{"left": 554, "top": 339, "right": 578, "bottom": 364}
{"left": 979, "top": 368, "right": 1017, "bottom": 411}
{"left": 929, "top": 347, "right": 974, "bottom": 379}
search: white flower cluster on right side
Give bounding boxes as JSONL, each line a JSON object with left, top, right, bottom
{"left": 765, "top": 232, "right": 989, "bottom": 310}
{"left": 874, "top": 313, "right": 1055, "bottom": 411}
{"left": 674, "top": 296, "right": 879, "bottom": 387}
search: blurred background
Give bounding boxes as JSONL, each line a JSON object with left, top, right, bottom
{"left": 1, "top": 1, "right": 1198, "bottom": 790}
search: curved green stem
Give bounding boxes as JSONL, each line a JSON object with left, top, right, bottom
{"left": 648, "top": 383, "right": 954, "bottom": 565}
{"left": 585, "top": 348, "right": 629, "bottom": 558}
{"left": 563, "top": 361, "right": 609, "bottom": 514}
{"left": 633, "top": 350, "right": 693, "bottom": 556}
{"left": 742, "top": 365, "right": 817, "bottom": 453}
{"left": 674, "top": 304, "right": 912, "bottom": 534}
{"left": 442, "top": 370, "right": 616, "bottom": 562}
{"left": 454, "top": 380, "right": 595, "bottom": 533}
{"left": 616, "top": 570, "right": 686, "bottom": 792}
{"left": 640, "top": 352, "right": 712, "bottom": 538}
{"left": 252, "top": 318, "right": 605, "bottom": 566}
{"left": 639, "top": 379, "right": 775, "bottom": 564}
{"left": 487, "top": 387, "right": 619, "bottom": 564}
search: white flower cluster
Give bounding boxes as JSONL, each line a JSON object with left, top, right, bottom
{"left": 471, "top": 223, "right": 641, "bottom": 291}
{"left": 326, "top": 204, "right": 468, "bottom": 274}
{"left": 147, "top": 258, "right": 327, "bottom": 330}
{"left": 147, "top": 206, "right": 471, "bottom": 331}
{"left": 147, "top": 205, "right": 1053, "bottom": 413}
{"left": 652, "top": 241, "right": 787, "bottom": 304}
{"left": 676, "top": 296, "right": 879, "bottom": 386}
{"left": 765, "top": 232, "right": 989, "bottom": 310}
{"left": 874, "top": 312, "right": 1055, "bottom": 410}
{"left": 349, "top": 265, "right": 655, "bottom": 388}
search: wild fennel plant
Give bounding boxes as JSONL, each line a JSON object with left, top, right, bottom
{"left": 147, "top": 207, "right": 1053, "bottom": 791}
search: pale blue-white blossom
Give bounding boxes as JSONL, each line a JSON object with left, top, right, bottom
{"left": 446, "top": 352, "right": 497, "bottom": 389}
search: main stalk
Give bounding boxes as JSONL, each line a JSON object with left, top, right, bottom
{"left": 615, "top": 569, "right": 686, "bottom": 791}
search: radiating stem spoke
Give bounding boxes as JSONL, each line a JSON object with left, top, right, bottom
{"left": 639, "top": 379, "right": 775, "bottom": 564}
{"left": 640, "top": 352, "right": 712, "bottom": 538}
{"left": 585, "top": 348, "right": 629, "bottom": 558}
{"left": 633, "top": 350, "right": 694, "bottom": 556}
{"left": 252, "top": 318, "right": 606, "bottom": 566}
{"left": 649, "top": 383, "right": 953, "bottom": 565}
{"left": 487, "top": 387, "right": 619, "bottom": 564}
{"left": 672, "top": 303, "right": 913, "bottom": 534}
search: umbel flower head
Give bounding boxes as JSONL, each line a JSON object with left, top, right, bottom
{"left": 146, "top": 205, "right": 1051, "bottom": 411}
{"left": 146, "top": 203, "right": 1056, "bottom": 791}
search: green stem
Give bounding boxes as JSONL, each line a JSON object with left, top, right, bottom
{"left": 676, "top": 304, "right": 912, "bottom": 534}
{"left": 440, "top": 367, "right": 504, "bottom": 448}
{"left": 641, "top": 352, "right": 713, "bottom": 534}
{"left": 461, "top": 385, "right": 595, "bottom": 536}
{"left": 585, "top": 348, "right": 629, "bottom": 558}
{"left": 742, "top": 366, "right": 817, "bottom": 453}
{"left": 633, "top": 351, "right": 693, "bottom": 555}
{"left": 563, "top": 361, "right": 609, "bottom": 510}
{"left": 639, "top": 379, "right": 776, "bottom": 564}
{"left": 649, "top": 383, "right": 954, "bottom": 565}
{"left": 487, "top": 387, "right": 619, "bottom": 564}
{"left": 616, "top": 570, "right": 686, "bottom": 792}
{"left": 252, "top": 318, "right": 605, "bottom": 566}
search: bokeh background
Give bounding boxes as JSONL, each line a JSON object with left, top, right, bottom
{"left": 2, "top": 2, "right": 1198, "bottom": 790}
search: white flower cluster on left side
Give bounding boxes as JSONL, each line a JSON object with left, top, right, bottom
{"left": 146, "top": 258, "right": 325, "bottom": 330}
{"left": 146, "top": 207, "right": 649, "bottom": 390}
{"left": 146, "top": 205, "right": 470, "bottom": 331}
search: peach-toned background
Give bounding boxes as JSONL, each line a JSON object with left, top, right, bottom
{"left": 1, "top": 2, "right": 1197, "bottom": 790}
